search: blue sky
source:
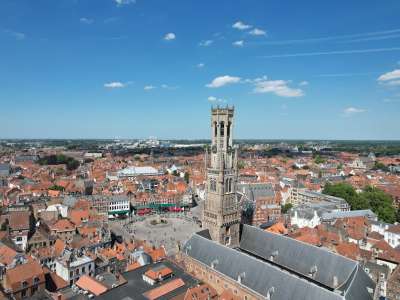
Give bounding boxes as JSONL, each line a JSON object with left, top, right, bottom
{"left": 1, "top": 0, "right": 400, "bottom": 140}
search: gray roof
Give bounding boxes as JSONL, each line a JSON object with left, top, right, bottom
{"left": 184, "top": 231, "right": 374, "bottom": 300}
{"left": 184, "top": 234, "right": 340, "bottom": 300}
{"left": 238, "top": 183, "right": 275, "bottom": 202}
{"left": 239, "top": 225, "right": 375, "bottom": 297}
{"left": 322, "top": 210, "right": 376, "bottom": 221}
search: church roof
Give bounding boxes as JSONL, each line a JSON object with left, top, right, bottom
{"left": 183, "top": 226, "right": 375, "bottom": 300}
{"left": 240, "top": 225, "right": 357, "bottom": 290}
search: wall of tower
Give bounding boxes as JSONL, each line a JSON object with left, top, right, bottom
{"left": 203, "top": 106, "right": 241, "bottom": 247}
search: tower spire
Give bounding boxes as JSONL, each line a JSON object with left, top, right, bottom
{"left": 202, "top": 106, "right": 241, "bottom": 247}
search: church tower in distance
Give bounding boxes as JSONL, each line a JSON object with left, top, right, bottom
{"left": 203, "top": 106, "right": 241, "bottom": 247}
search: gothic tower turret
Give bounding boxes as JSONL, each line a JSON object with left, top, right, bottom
{"left": 203, "top": 106, "right": 240, "bottom": 247}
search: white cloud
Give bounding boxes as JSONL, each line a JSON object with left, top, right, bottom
{"left": 199, "top": 40, "right": 213, "bottom": 47}
{"left": 104, "top": 81, "right": 126, "bottom": 88}
{"left": 383, "top": 80, "right": 400, "bottom": 86}
{"left": 249, "top": 28, "right": 266, "bottom": 36}
{"left": 114, "top": 0, "right": 136, "bottom": 6}
{"left": 299, "top": 81, "right": 309, "bottom": 86}
{"left": 80, "top": 18, "right": 94, "bottom": 24}
{"left": 208, "top": 96, "right": 226, "bottom": 103}
{"left": 253, "top": 80, "right": 304, "bottom": 97}
{"left": 144, "top": 85, "right": 156, "bottom": 90}
{"left": 161, "top": 84, "right": 178, "bottom": 89}
{"left": 164, "top": 32, "right": 176, "bottom": 41}
{"left": 232, "top": 21, "right": 252, "bottom": 30}
{"left": 197, "top": 63, "right": 205, "bottom": 68}
{"left": 232, "top": 40, "right": 244, "bottom": 47}
{"left": 377, "top": 69, "right": 400, "bottom": 81}
{"left": 206, "top": 75, "right": 241, "bottom": 88}
{"left": 4, "top": 30, "right": 25, "bottom": 40}
{"left": 343, "top": 107, "right": 366, "bottom": 116}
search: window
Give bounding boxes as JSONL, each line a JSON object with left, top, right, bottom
{"left": 82, "top": 267, "right": 85, "bottom": 273}
{"left": 16, "top": 237, "right": 23, "bottom": 242}
{"left": 31, "top": 285, "right": 38, "bottom": 294}
{"left": 70, "top": 271, "right": 73, "bottom": 277}
{"left": 210, "top": 178, "right": 216, "bottom": 192}
{"left": 22, "top": 281, "right": 28, "bottom": 288}
{"left": 214, "top": 122, "right": 217, "bottom": 137}
{"left": 33, "top": 277, "right": 40, "bottom": 284}
{"left": 220, "top": 121, "right": 225, "bottom": 136}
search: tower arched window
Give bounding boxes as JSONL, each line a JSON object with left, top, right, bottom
{"left": 214, "top": 122, "right": 217, "bottom": 137}
{"left": 225, "top": 179, "right": 229, "bottom": 193}
{"left": 220, "top": 121, "right": 224, "bottom": 136}
{"left": 210, "top": 178, "right": 216, "bottom": 192}
{"left": 229, "top": 178, "right": 233, "bottom": 192}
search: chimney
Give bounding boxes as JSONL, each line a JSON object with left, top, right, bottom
{"left": 333, "top": 276, "right": 338, "bottom": 288}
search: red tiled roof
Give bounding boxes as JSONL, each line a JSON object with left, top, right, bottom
{"left": 76, "top": 275, "right": 108, "bottom": 296}
{"left": 143, "top": 278, "right": 185, "bottom": 300}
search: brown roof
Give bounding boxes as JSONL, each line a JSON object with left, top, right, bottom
{"left": 76, "top": 275, "right": 108, "bottom": 296}
{"left": 388, "top": 224, "right": 400, "bottom": 235}
{"left": 144, "top": 266, "right": 173, "bottom": 280}
{"left": 0, "top": 244, "right": 17, "bottom": 266}
{"left": 143, "top": 278, "right": 185, "bottom": 300}
{"left": 50, "top": 219, "right": 76, "bottom": 232}
{"left": 53, "top": 239, "right": 66, "bottom": 257}
{"left": 5, "top": 260, "right": 44, "bottom": 291}
{"left": 183, "top": 283, "right": 218, "bottom": 300}
{"left": 44, "top": 268, "right": 69, "bottom": 291}
{"left": 8, "top": 211, "right": 30, "bottom": 231}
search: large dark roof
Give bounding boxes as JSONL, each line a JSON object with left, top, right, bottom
{"left": 239, "top": 225, "right": 361, "bottom": 290}
{"left": 183, "top": 225, "right": 375, "bottom": 300}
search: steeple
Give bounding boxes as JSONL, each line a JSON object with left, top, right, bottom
{"left": 203, "top": 106, "right": 241, "bottom": 247}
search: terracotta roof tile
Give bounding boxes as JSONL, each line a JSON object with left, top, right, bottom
{"left": 76, "top": 275, "right": 107, "bottom": 296}
{"left": 143, "top": 278, "right": 185, "bottom": 300}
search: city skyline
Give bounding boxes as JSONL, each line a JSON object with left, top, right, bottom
{"left": 1, "top": 0, "right": 400, "bottom": 139}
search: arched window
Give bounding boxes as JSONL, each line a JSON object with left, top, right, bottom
{"left": 214, "top": 121, "right": 217, "bottom": 137}
{"left": 225, "top": 179, "right": 229, "bottom": 193}
{"left": 220, "top": 121, "right": 224, "bottom": 136}
{"left": 210, "top": 178, "right": 216, "bottom": 192}
{"left": 229, "top": 178, "right": 233, "bottom": 192}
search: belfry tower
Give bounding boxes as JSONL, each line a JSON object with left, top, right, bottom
{"left": 203, "top": 106, "right": 241, "bottom": 247}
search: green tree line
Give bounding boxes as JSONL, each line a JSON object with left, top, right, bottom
{"left": 323, "top": 182, "right": 397, "bottom": 223}
{"left": 38, "top": 154, "right": 80, "bottom": 171}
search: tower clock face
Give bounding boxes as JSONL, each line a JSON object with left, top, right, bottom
{"left": 212, "top": 145, "right": 217, "bottom": 153}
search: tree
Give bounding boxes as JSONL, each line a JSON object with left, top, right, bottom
{"left": 360, "top": 186, "right": 395, "bottom": 223}
{"left": 323, "top": 183, "right": 396, "bottom": 223}
{"left": 281, "top": 203, "right": 293, "bottom": 214}
{"left": 314, "top": 155, "right": 326, "bottom": 165}
{"left": 49, "top": 185, "right": 65, "bottom": 191}
{"left": 237, "top": 160, "right": 245, "bottom": 169}
{"left": 372, "top": 161, "right": 389, "bottom": 172}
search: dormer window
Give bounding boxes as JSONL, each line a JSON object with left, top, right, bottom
{"left": 309, "top": 265, "right": 318, "bottom": 278}
{"left": 22, "top": 280, "right": 28, "bottom": 288}
{"left": 211, "top": 259, "right": 218, "bottom": 269}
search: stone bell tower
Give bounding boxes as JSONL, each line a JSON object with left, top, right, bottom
{"left": 203, "top": 106, "right": 240, "bottom": 247}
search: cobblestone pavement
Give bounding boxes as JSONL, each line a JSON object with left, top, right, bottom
{"left": 118, "top": 214, "right": 201, "bottom": 255}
